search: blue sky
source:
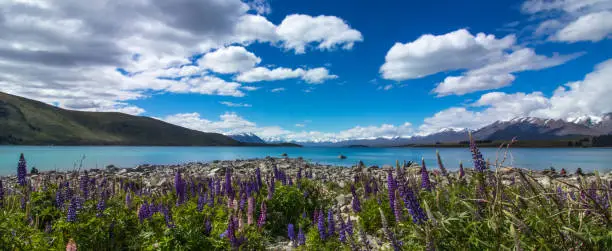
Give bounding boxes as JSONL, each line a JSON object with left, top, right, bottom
{"left": 1, "top": 0, "right": 611, "bottom": 142}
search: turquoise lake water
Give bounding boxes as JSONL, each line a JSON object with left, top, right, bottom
{"left": 0, "top": 146, "right": 610, "bottom": 175}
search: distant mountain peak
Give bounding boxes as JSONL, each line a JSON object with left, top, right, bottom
{"left": 228, "top": 133, "right": 266, "bottom": 144}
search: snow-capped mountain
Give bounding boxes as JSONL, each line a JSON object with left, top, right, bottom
{"left": 472, "top": 114, "right": 612, "bottom": 141}
{"left": 228, "top": 133, "right": 266, "bottom": 144}
{"left": 273, "top": 113, "right": 612, "bottom": 147}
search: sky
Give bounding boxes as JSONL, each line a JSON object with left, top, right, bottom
{"left": 1, "top": 0, "right": 611, "bottom": 142}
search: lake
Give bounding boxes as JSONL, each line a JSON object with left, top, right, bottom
{"left": 0, "top": 146, "right": 611, "bottom": 175}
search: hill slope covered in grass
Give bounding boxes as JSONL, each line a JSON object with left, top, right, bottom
{"left": 0, "top": 92, "right": 241, "bottom": 146}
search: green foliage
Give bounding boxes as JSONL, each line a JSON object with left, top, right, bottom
{"left": 358, "top": 195, "right": 392, "bottom": 234}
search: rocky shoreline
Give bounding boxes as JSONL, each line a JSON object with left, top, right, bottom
{"left": 5, "top": 157, "right": 610, "bottom": 192}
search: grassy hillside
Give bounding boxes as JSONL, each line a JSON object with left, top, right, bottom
{"left": 0, "top": 92, "right": 241, "bottom": 146}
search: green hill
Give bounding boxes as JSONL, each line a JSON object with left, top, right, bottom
{"left": 0, "top": 92, "right": 241, "bottom": 146}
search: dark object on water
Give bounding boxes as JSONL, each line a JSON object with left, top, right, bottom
{"left": 575, "top": 168, "right": 584, "bottom": 176}
{"left": 281, "top": 153, "right": 288, "bottom": 157}
{"left": 560, "top": 168, "right": 567, "bottom": 176}
{"left": 30, "top": 167, "right": 39, "bottom": 175}
{"left": 339, "top": 154, "right": 347, "bottom": 159}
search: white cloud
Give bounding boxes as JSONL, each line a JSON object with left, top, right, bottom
{"left": 247, "top": 0, "right": 271, "bottom": 15}
{"left": 521, "top": 0, "right": 612, "bottom": 14}
{"left": 295, "top": 123, "right": 305, "bottom": 127}
{"left": 522, "top": 0, "right": 612, "bottom": 43}
{"left": 554, "top": 11, "right": 612, "bottom": 42}
{"left": 199, "top": 46, "right": 261, "bottom": 74}
{"left": 380, "top": 29, "right": 516, "bottom": 81}
{"left": 380, "top": 29, "right": 577, "bottom": 96}
{"left": 0, "top": 0, "right": 362, "bottom": 114}
{"left": 276, "top": 14, "right": 363, "bottom": 54}
{"left": 162, "top": 112, "right": 414, "bottom": 142}
{"left": 220, "top": 101, "right": 252, "bottom": 107}
{"left": 433, "top": 48, "right": 579, "bottom": 96}
{"left": 236, "top": 67, "right": 337, "bottom": 84}
{"left": 270, "top": 88, "right": 286, "bottom": 93}
{"left": 532, "top": 58, "right": 612, "bottom": 118}
{"left": 419, "top": 59, "right": 612, "bottom": 134}
{"left": 301, "top": 68, "right": 338, "bottom": 84}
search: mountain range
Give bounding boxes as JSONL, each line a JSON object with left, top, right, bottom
{"left": 274, "top": 114, "right": 612, "bottom": 147}
{"left": 0, "top": 92, "right": 241, "bottom": 146}
{"left": 229, "top": 133, "right": 266, "bottom": 144}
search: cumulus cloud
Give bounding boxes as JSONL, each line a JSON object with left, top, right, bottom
{"left": 433, "top": 48, "right": 579, "bottom": 96}
{"left": 554, "top": 11, "right": 612, "bottom": 42}
{"left": 381, "top": 29, "right": 576, "bottom": 96}
{"left": 162, "top": 112, "right": 413, "bottom": 142}
{"left": 236, "top": 67, "right": 337, "bottom": 84}
{"left": 199, "top": 46, "right": 261, "bottom": 74}
{"left": 276, "top": 14, "right": 364, "bottom": 54}
{"left": 0, "top": 0, "right": 361, "bottom": 114}
{"left": 220, "top": 101, "right": 252, "bottom": 107}
{"left": 380, "top": 29, "right": 515, "bottom": 81}
{"left": 522, "top": 0, "right": 612, "bottom": 43}
{"left": 419, "top": 59, "right": 612, "bottom": 134}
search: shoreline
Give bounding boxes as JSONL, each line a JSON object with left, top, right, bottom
{"left": 3, "top": 157, "right": 610, "bottom": 189}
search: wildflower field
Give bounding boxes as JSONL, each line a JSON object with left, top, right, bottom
{"left": 0, "top": 137, "right": 610, "bottom": 250}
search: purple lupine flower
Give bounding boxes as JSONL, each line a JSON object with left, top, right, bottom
{"left": 459, "top": 161, "right": 465, "bottom": 179}
{"left": 346, "top": 219, "right": 353, "bottom": 236}
{"left": 256, "top": 167, "right": 262, "bottom": 190}
{"left": 387, "top": 170, "right": 396, "bottom": 211}
{"left": 0, "top": 179, "right": 4, "bottom": 208}
{"left": 226, "top": 214, "right": 238, "bottom": 247}
{"left": 209, "top": 190, "right": 215, "bottom": 208}
{"left": 379, "top": 208, "right": 401, "bottom": 251}
{"left": 96, "top": 196, "right": 106, "bottom": 217}
{"left": 393, "top": 190, "right": 403, "bottom": 223}
{"left": 20, "top": 195, "right": 26, "bottom": 210}
{"left": 80, "top": 175, "right": 89, "bottom": 200}
{"left": 288, "top": 223, "right": 296, "bottom": 246}
{"left": 469, "top": 132, "right": 486, "bottom": 173}
{"left": 161, "top": 205, "right": 175, "bottom": 228}
{"left": 436, "top": 150, "right": 449, "bottom": 179}
{"left": 257, "top": 202, "right": 267, "bottom": 228}
{"left": 225, "top": 168, "right": 233, "bottom": 200}
{"left": 66, "top": 197, "right": 78, "bottom": 222}
{"left": 318, "top": 209, "right": 326, "bottom": 240}
{"left": 175, "top": 171, "right": 186, "bottom": 206}
{"left": 327, "top": 209, "right": 335, "bottom": 236}
{"left": 247, "top": 195, "right": 254, "bottom": 225}
{"left": 403, "top": 187, "right": 427, "bottom": 224}
{"left": 421, "top": 158, "right": 431, "bottom": 191}
{"left": 351, "top": 184, "right": 361, "bottom": 213}
{"left": 204, "top": 218, "right": 212, "bottom": 235}
{"left": 364, "top": 179, "right": 372, "bottom": 198}
{"left": 297, "top": 227, "right": 306, "bottom": 246}
{"left": 138, "top": 201, "right": 150, "bottom": 223}
{"left": 338, "top": 215, "right": 346, "bottom": 243}
{"left": 125, "top": 192, "right": 131, "bottom": 208}
{"left": 17, "top": 153, "right": 27, "bottom": 186}
{"left": 267, "top": 176, "right": 275, "bottom": 200}
{"left": 197, "top": 193, "right": 205, "bottom": 212}
{"left": 239, "top": 192, "right": 246, "bottom": 212}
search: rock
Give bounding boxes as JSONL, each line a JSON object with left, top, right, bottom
{"left": 106, "top": 165, "right": 119, "bottom": 172}
{"left": 339, "top": 154, "right": 347, "bottom": 159}
{"left": 336, "top": 194, "right": 349, "bottom": 205}
{"left": 281, "top": 153, "right": 288, "bottom": 157}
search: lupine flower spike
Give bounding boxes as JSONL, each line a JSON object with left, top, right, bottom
{"left": 17, "top": 153, "right": 27, "bottom": 186}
